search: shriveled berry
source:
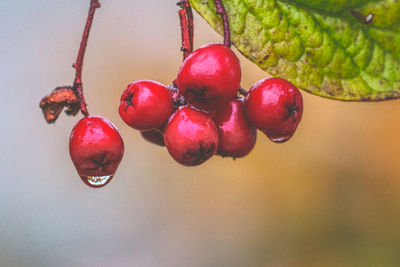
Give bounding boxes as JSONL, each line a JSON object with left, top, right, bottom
{"left": 119, "top": 80, "right": 173, "bottom": 130}
{"left": 140, "top": 129, "right": 165, "bottom": 147}
{"left": 213, "top": 98, "right": 257, "bottom": 158}
{"left": 177, "top": 43, "right": 241, "bottom": 110}
{"left": 244, "top": 78, "right": 303, "bottom": 143}
{"left": 69, "top": 116, "right": 124, "bottom": 188}
{"left": 164, "top": 106, "right": 219, "bottom": 166}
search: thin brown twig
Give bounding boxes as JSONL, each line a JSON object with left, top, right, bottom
{"left": 213, "top": 0, "right": 231, "bottom": 47}
{"left": 39, "top": 0, "right": 101, "bottom": 123}
{"left": 72, "top": 0, "right": 101, "bottom": 117}
{"left": 177, "top": 0, "right": 194, "bottom": 60}
{"left": 185, "top": 2, "right": 194, "bottom": 50}
{"left": 178, "top": 9, "right": 191, "bottom": 60}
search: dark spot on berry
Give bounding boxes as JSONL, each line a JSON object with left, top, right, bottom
{"left": 185, "top": 87, "right": 220, "bottom": 107}
{"left": 284, "top": 95, "right": 299, "bottom": 123}
{"left": 186, "top": 87, "right": 206, "bottom": 98}
{"left": 124, "top": 92, "right": 134, "bottom": 112}
{"left": 89, "top": 153, "right": 112, "bottom": 172}
{"left": 184, "top": 143, "right": 215, "bottom": 165}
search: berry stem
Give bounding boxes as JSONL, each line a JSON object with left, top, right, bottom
{"left": 213, "top": 0, "right": 231, "bottom": 47}
{"left": 72, "top": 0, "right": 101, "bottom": 117}
{"left": 238, "top": 87, "right": 248, "bottom": 97}
{"left": 185, "top": 1, "right": 194, "bottom": 50}
{"left": 177, "top": 0, "right": 194, "bottom": 60}
{"left": 178, "top": 9, "right": 191, "bottom": 60}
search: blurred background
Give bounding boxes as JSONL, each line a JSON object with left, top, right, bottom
{"left": 1, "top": 0, "right": 400, "bottom": 266}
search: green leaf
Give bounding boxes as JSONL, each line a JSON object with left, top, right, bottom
{"left": 189, "top": 0, "right": 400, "bottom": 101}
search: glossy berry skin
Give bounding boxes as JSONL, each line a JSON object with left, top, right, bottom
{"left": 140, "top": 129, "right": 165, "bottom": 147}
{"left": 69, "top": 116, "right": 124, "bottom": 188}
{"left": 244, "top": 78, "right": 303, "bottom": 143}
{"left": 119, "top": 80, "right": 173, "bottom": 130}
{"left": 213, "top": 98, "right": 257, "bottom": 158}
{"left": 164, "top": 106, "right": 219, "bottom": 166}
{"left": 177, "top": 43, "right": 241, "bottom": 111}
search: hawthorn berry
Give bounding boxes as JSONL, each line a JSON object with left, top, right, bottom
{"left": 177, "top": 43, "right": 241, "bottom": 110}
{"left": 140, "top": 129, "right": 165, "bottom": 147}
{"left": 119, "top": 80, "right": 174, "bottom": 130}
{"left": 212, "top": 98, "right": 257, "bottom": 158}
{"left": 69, "top": 116, "right": 124, "bottom": 188}
{"left": 164, "top": 106, "right": 219, "bottom": 166}
{"left": 244, "top": 78, "right": 303, "bottom": 143}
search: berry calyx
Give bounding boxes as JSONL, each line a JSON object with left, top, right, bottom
{"left": 140, "top": 129, "right": 165, "bottom": 147}
{"left": 119, "top": 80, "right": 174, "bottom": 130}
{"left": 69, "top": 116, "right": 124, "bottom": 188}
{"left": 212, "top": 98, "right": 257, "bottom": 158}
{"left": 176, "top": 43, "right": 241, "bottom": 110}
{"left": 164, "top": 106, "right": 219, "bottom": 166}
{"left": 244, "top": 78, "right": 303, "bottom": 143}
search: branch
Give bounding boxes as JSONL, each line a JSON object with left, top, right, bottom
{"left": 40, "top": 0, "right": 101, "bottom": 123}
{"left": 178, "top": 9, "right": 191, "bottom": 60}
{"left": 213, "top": 0, "right": 231, "bottom": 47}
{"left": 185, "top": 2, "right": 194, "bottom": 50}
{"left": 72, "top": 0, "right": 101, "bottom": 117}
{"left": 177, "top": 0, "right": 194, "bottom": 60}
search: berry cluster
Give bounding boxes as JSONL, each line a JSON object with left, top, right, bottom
{"left": 119, "top": 43, "right": 303, "bottom": 166}
{"left": 40, "top": 0, "right": 304, "bottom": 188}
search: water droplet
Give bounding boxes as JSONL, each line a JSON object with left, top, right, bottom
{"left": 270, "top": 136, "right": 290, "bottom": 143}
{"left": 365, "top": 14, "right": 374, "bottom": 24}
{"left": 80, "top": 175, "right": 113, "bottom": 188}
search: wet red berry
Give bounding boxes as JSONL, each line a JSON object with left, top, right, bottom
{"left": 244, "top": 78, "right": 303, "bottom": 143}
{"left": 213, "top": 98, "right": 257, "bottom": 158}
{"left": 140, "top": 129, "right": 165, "bottom": 147}
{"left": 119, "top": 80, "right": 174, "bottom": 130}
{"left": 164, "top": 106, "right": 219, "bottom": 166}
{"left": 69, "top": 116, "right": 124, "bottom": 188}
{"left": 177, "top": 43, "right": 241, "bottom": 110}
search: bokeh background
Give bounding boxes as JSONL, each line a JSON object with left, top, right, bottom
{"left": 1, "top": 1, "right": 400, "bottom": 266}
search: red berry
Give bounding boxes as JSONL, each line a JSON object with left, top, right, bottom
{"left": 119, "top": 80, "right": 173, "bottom": 130}
{"left": 177, "top": 43, "right": 241, "bottom": 110}
{"left": 69, "top": 116, "right": 124, "bottom": 188}
{"left": 244, "top": 78, "right": 303, "bottom": 143}
{"left": 140, "top": 129, "right": 165, "bottom": 147}
{"left": 164, "top": 106, "right": 219, "bottom": 166}
{"left": 213, "top": 98, "right": 257, "bottom": 158}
